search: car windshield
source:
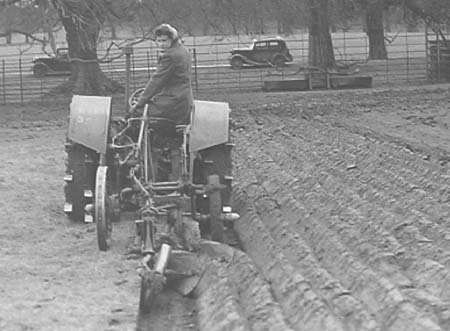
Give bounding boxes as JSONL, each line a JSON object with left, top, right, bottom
{"left": 268, "top": 41, "right": 282, "bottom": 49}
{"left": 250, "top": 39, "right": 285, "bottom": 49}
{"left": 246, "top": 41, "right": 256, "bottom": 49}
{"left": 57, "top": 49, "right": 68, "bottom": 57}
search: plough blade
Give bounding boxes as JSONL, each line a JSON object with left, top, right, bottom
{"left": 166, "top": 250, "right": 206, "bottom": 296}
{"left": 197, "top": 239, "right": 235, "bottom": 260}
{"left": 138, "top": 269, "right": 166, "bottom": 313}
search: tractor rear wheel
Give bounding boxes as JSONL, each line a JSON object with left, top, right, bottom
{"left": 200, "top": 143, "right": 233, "bottom": 207}
{"left": 64, "top": 142, "right": 97, "bottom": 223}
{"left": 208, "top": 174, "right": 224, "bottom": 242}
{"left": 194, "top": 143, "right": 233, "bottom": 242}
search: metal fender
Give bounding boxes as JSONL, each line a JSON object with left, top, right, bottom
{"left": 230, "top": 54, "right": 261, "bottom": 66}
{"left": 67, "top": 95, "right": 112, "bottom": 154}
{"left": 230, "top": 54, "right": 245, "bottom": 61}
{"left": 189, "top": 100, "right": 230, "bottom": 152}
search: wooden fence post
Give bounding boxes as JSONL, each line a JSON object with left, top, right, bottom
{"left": 19, "top": 58, "right": 24, "bottom": 104}
{"left": 146, "top": 51, "right": 151, "bottom": 79}
{"left": 405, "top": 32, "right": 410, "bottom": 82}
{"left": 40, "top": 76, "right": 43, "bottom": 105}
{"left": 1, "top": 60, "right": 5, "bottom": 104}
{"left": 193, "top": 48, "right": 199, "bottom": 92}
{"left": 123, "top": 44, "right": 133, "bottom": 112}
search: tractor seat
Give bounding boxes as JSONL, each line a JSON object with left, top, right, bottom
{"left": 148, "top": 117, "right": 186, "bottom": 150}
{"left": 148, "top": 117, "right": 177, "bottom": 137}
{"left": 148, "top": 116, "right": 175, "bottom": 127}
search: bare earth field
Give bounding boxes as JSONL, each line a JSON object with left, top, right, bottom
{"left": 2, "top": 84, "right": 450, "bottom": 331}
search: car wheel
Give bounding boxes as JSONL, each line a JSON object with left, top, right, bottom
{"left": 273, "top": 56, "right": 286, "bottom": 68}
{"left": 230, "top": 57, "right": 243, "bottom": 70}
{"left": 33, "top": 64, "right": 48, "bottom": 78}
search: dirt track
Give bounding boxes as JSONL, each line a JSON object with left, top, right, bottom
{"left": 2, "top": 85, "right": 450, "bottom": 330}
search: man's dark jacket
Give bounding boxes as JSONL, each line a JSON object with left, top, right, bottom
{"left": 135, "top": 41, "right": 193, "bottom": 125}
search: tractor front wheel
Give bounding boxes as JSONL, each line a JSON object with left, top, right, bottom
{"left": 95, "top": 166, "right": 117, "bottom": 251}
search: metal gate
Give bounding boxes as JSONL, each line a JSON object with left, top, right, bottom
{"left": 426, "top": 24, "right": 450, "bottom": 82}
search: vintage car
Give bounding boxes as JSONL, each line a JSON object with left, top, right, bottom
{"left": 229, "top": 37, "right": 293, "bottom": 69}
{"left": 32, "top": 48, "right": 71, "bottom": 77}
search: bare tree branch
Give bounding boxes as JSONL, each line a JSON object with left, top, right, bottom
{"left": 0, "top": 29, "right": 47, "bottom": 43}
{"left": 0, "top": 0, "right": 23, "bottom": 6}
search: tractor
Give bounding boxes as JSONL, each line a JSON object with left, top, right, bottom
{"left": 63, "top": 90, "right": 239, "bottom": 311}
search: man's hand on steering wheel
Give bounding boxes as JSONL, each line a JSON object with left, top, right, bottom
{"left": 126, "top": 88, "right": 146, "bottom": 119}
{"left": 125, "top": 104, "right": 138, "bottom": 120}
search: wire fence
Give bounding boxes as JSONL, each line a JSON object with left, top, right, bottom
{"left": 0, "top": 30, "right": 448, "bottom": 105}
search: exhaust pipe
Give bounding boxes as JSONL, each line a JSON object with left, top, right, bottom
{"left": 155, "top": 244, "right": 172, "bottom": 274}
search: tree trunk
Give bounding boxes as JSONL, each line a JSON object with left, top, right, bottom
{"left": 366, "top": 0, "right": 387, "bottom": 60}
{"left": 44, "top": 24, "right": 57, "bottom": 54}
{"left": 282, "top": 20, "right": 292, "bottom": 35}
{"left": 54, "top": 3, "right": 122, "bottom": 96}
{"left": 308, "top": 0, "right": 335, "bottom": 69}
{"left": 110, "top": 24, "right": 117, "bottom": 40}
{"left": 275, "top": 0, "right": 282, "bottom": 34}
{"left": 257, "top": 0, "right": 265, "bottom": 35}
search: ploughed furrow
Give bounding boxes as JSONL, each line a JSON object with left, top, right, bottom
{"left": 234, "top": 136, "right": 441, "bottom": 331}
{"left": 277, "top": 114, "right": 450, "bottom": 252}
{"left": 233, "top": 188, "right": 378, "bottom": 331}
{"left": 136, "top": 289, "right": 198, "bottom": 331}
{"left": 247, "top": 112, "right": 450, "bottom": 327}
{"left": 240, "top": 135, "right": 450, "bottom": 328}
{"left": 195, "top": 251, "right": 294, "bottom": 331}
{"left": 226, "top": 251, "right": 295, "bottom": 331}
{"left": 327, "top": 140, "right": 450, "bottom": 251}
{"left": 230, "top": 107, "right": 450, "bottom": 330}
{"left": 255, "top": 128, "right": 450, "bottom": 299}
{"left": 261, "top": 119, "right": 450, "bottom": 308}
{"left": 251, "top": 111, "right": 450, "bottom": 287}
{"left": 233, "top": 190, "right": 354, "bottom": 331}
{"left": 313, "top": 123, "right": 450, "bottom": 254}
{"left": 195, "top": 259, "right": 250, "bottom": 331}
{"left": 142, "top": 247, "right": 296, "bottom": 331}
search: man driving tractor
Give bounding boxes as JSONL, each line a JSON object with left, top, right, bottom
{"left": 128, "top": 23, "right": 193, "bottom": 125}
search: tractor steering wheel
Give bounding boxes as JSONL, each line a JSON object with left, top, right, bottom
{"left": 128, "top": 88, "right": 145, "bottom": 108}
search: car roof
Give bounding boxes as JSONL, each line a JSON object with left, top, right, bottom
{"left": 255, "top": 37, "right": 286, "bottom": 42}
